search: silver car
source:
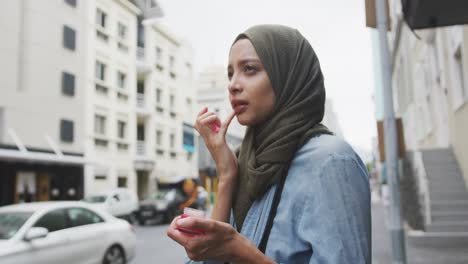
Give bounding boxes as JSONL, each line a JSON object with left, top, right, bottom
{"left": 0, "top": 201, "right": 136, "bottom": 264}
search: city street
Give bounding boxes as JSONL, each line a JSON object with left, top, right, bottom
{"left": 133, "top": 223, "right": 187, "bottom": 264}
{"left": 131, "top": 202, "right": 468, "bottom": 264}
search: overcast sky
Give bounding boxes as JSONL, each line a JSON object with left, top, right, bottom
{"left": 157, "top": 0, "right": 377, "bottom": 152}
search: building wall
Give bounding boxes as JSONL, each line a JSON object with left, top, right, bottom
{"left": 389, "top": 0, "right": 468, "bottom": 185}
{"left": 0, "top": 0, "right": 86, "bottom": 153}
{"left": 440, "top": 26, "right": 468, "bottom": 185}
{"left": 136, "top": 21, "right": 197, "bottom": 188}
{"left": 84, "top": 0, "right": 140, "bottom": 195}
{"left": 196, "top": 66, "right": 245, "bottom": 170}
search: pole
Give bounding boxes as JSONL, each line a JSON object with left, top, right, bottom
{"left": 375, "top": 0, "right": 407, "bottom": 263}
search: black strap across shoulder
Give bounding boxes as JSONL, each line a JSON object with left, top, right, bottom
{"left": 258, "top": 171, "right": 288, "bottom": 254}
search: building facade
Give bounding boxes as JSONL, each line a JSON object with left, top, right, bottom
{"left": 388, "top": 0, "right": 468, "bottom": 185}
{"left": 0, "top": 0, "right": 197, "bottom": 205}
{"left": 195, "top": 66, "right": 245, "bottom": 192}
{"left": 135, "top": 20, "right": 198, "bottom": 198}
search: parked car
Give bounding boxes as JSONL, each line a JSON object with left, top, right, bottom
{"left": 82, "top": 188, "right": 138, "bottom": 223}
{"left": 137, "top": 188, "right": 186, "bottom": 225}
{"left": 0, "top": 201, "right": 136, "bottom": 264}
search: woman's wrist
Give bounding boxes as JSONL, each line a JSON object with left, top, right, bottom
{"left": 231, "top": 233, "right": 276, "bottom": 264}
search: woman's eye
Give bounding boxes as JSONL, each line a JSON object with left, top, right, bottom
{"left": 245, "top": 65, "right": 257, "bottom": 73}
{"left": 227, "top": 71, "right": 233, "bottom": 80}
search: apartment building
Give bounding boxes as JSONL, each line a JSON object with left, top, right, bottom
{"left": 135, "top": 20, "right": 198, "bottom": 198}
{"left": 0, "top": 0, "right": 196, "bottom": 205}
{"left": 196, "top": 66, "right": 245, "bottom": 174}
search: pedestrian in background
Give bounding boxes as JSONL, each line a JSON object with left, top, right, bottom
{"left": 167, "top": 24, "right": 371, "bottom": 264}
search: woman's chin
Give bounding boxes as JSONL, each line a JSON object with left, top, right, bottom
{"left": 236, "top": 115, "right": 252, "bottom": 126}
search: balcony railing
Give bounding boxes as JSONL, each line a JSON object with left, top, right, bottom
{"left": 137, "top": 93, "right": 145, "bottom": 108}
{"left": 137, "top": 47, "right": 145, "bottom": 61}
{"left": 137, "top": 140, "right": 146, "bottom": 156}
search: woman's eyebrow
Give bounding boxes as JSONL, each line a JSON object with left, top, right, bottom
{"left": 228, "top": 58, "right": 261, "bottom": 71}
{"left": 238, "top": 58, "right": 261, "bottom": 65}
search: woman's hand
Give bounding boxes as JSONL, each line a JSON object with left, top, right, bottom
{"left": 167, "top": 216, "right": 275, "bottom": 264}
{"left": 194, "top": 107, "right": 237, "bottom": 181}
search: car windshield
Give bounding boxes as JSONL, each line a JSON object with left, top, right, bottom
{"left": 83, "top": 195, "right": 107, "bottom": 203}
{"left": 0, "top": 212, "right": 33, "bottom": 240}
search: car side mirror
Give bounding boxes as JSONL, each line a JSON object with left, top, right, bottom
{"left": 24, "top": 227, "right": 48, "bottom": 241}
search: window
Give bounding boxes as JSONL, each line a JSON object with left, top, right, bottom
{"left": 96, "top": 9, "right": 106, "bottom": 28}
{"left": 156, "top": 88, "right": 162, "bottom": 103}
{"left": 65, "top": 0, "right": 77, "bottom": 7}
{"left": 156, "top": 47, "right": 162, "bottom": 61}
{"left": 170, "top": 133, "right": 175, "bottom": 148}
{"left": 170, "top": 94, "right": 175, "bottom": 108}
{"left": 453, "top": 46, "right": 467, "bottom": 107}
{"left": 186, "top": 62, "right": 192, "bottom": 76}
{"left": 95, "top": 174, "right": 107, "bottom": 180}
{"left": 137, "top": 80, "right": 145, "bottom": 94}
{"left": 117, "top": 71, "right": 126, "bottom": 89}
{"left": 156, "top": 130, "right": 162, "bottom": 146}
{"left": 94, "top": 115, "right": 106, "bottom": 135}
{"left": 67, "top": 208, "right": 104, "bottom": 227}
{"left": 117, "top": 121, "right": 126, "bottom": 139}
{"left": 183, "top": 123, "right": 194, "bottom": 153}
{"left": 118, "top": 177, "right": 127, "bottom": 187}
{"left": 137, "top": 124, "right": 145, "bottom": 141}
{"left": 34, "top": 209, "right": 67, "bottom": 233}
{"left": 95, "top": 61, "right": 106, "bottom": 81}
{"left": 63, "top": 25, "right": 76, "bottom": 51}
{"left": 61, "top": 72, "right": 75, "bottom": 96}
{"left": 117, "top": 23, "right": 127, "bottom": 40}
{"left": 169, "top": 56, "right": 175, "bottom": 68}
{"left": 60, "top": 119, "right": 74, "bottom": 143}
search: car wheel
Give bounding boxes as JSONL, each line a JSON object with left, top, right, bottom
{"left": 103, "top": 245, "right": 126, "bottom": 264}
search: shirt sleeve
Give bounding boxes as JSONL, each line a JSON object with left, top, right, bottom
{"left": 298, "top": 154, "right": 371, "bottom": 264}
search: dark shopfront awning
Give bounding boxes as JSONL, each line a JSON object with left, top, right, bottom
{"left": 402, "top": 0, "right": 468, "bottom": 29}
{"left": 0, "top": 145, "right": 86, "bottom": 165}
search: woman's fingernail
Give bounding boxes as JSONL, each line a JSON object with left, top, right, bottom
{"left": 177, "top": 218, "right": 189, "bottom": 226}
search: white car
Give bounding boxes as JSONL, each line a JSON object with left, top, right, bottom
{"left": 83, "top": 188, "right": 139, "bottom": 223}
{"left": 0, "top": 201, "right": 136, "bottom": 264}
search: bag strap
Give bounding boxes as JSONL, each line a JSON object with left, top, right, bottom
{"left": 258, "top": 170, "right": 288, "bottom": 253}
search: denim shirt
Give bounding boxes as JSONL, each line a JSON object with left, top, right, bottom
{"left": 186, "top": 134, "right": 371, "bottom": 264}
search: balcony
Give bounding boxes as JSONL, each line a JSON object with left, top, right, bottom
{"left": 136, "top": 140, "right": 145, "bottom": 156}
{"left": 134, "top": 140, "right": 155, "bottom": 170}
{"left": 136, "top": 93, "right": 151, "bottom": 116}
{"left": 136, "top": 47, "right": 151, "bottom": 74}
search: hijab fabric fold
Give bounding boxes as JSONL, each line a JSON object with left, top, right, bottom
{"left": 232, "top": 25, "right": 333, "bottom": 230}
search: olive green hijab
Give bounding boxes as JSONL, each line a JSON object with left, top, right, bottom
{"left": 232, "top": 25, "right": 332, "bottom": 230}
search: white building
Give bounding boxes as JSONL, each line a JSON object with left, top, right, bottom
{"left": 0, "top": 0, "right": 196, "bottom": 205}
{"left": 135, "top": 20, "right": 198, "bottom": 197}
{"left": 195, "top": 66, "right": 245, "bottom": 175}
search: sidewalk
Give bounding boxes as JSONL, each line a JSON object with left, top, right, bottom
{"left": 371, "top": 200, "right": 468, "bottom": 263}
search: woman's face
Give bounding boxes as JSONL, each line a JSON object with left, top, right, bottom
{"left": 227, "top": 39, "right": 276, "bottom": 126}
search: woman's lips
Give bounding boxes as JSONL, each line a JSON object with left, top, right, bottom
{"left": 234, "top": 104, "right": 248, "bottom": 114}
{"left": 231, "top": 99, "right": 248, "bottom": 114}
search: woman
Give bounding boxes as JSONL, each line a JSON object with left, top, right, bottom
{"left": 167, "top": 25, "right": 371, "bottom": 264}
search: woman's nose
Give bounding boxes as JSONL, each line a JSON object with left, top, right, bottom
{"left": 228, "top": 79, "right": 242, "bottom": 94}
